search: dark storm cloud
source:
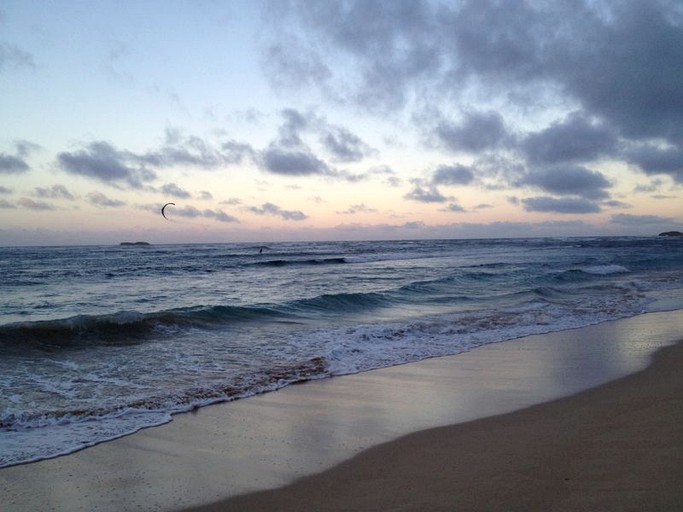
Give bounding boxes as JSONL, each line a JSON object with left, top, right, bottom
{"left": 33, "top": 184, "right": 75, "bottom": 200}
{"left": 556, "top": 2, "right": 683, "bottom": 143}
{"left": 522, "top": 165, "right": 612, "bottom": 200}
{"left": 432, "top": 111, "right": 509, "bottom": 153}
{"left": 261, "top": 1, "right": 683, "bottom": 183}
{"left": 432, "top": 164, "right": 474, "bottom": 186}
{"left": 0, "top": 153, "right": 29, "bottom": 174}
{"left": 521, "top": 114, "right": 618, "bottom": 165}
{"left": 263, "top": 0, "right": 441, "bottom": 112}
{"left": 248, "top": 202, "right": 307, "bottom": 221}
{"left": 57, "top": 141, "right": 157, "bottom": 187}
{"left": 160, "top": 182, "right": 192, "bottom": 199}
{"left": 626, "top": 145, "right": 683, "bottom": 183}
{"left": 522, "top": 196, "right": 601, "bottom": 214}
{"left": 87, "top": 191, "right": 126, "bottom": 208}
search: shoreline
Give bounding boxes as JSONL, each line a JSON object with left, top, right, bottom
{"left": 1, "top": 310, "right": 683, "bottom": 511}
{"left": 190, "top": 337, "right": 683, "bottom": 512}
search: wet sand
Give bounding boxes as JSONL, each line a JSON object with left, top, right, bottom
{"left": 1, "top": 310, "right": 683, "bottom": 511}
{"left": 188, "top": 337, "right": 683, "bottom": 512}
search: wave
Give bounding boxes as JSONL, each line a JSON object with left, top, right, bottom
{"left": 0, "top": 356, "right": 328, "bottom": 432}
{"left": 578, "top": 264, "right": 630, "bottom": 275}
{"left": 0, "top": 305, "right": 285, "bottom": 351}
{"left": 252, "top": 257, "right": 348, "bottom": 267}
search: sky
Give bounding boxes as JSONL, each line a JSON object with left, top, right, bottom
{"left": 1, "top": 0, "right": 682, "bottom": 245}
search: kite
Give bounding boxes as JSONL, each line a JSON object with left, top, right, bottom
{"left": 161, "top": 202, "right": 175, "bottom": 220}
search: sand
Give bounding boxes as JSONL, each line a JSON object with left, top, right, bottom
{"left": 187, "top": 339, "right": 683, "bottom": 512}
{"left": 1, "top": 310, "right": 683, "bottom": 511}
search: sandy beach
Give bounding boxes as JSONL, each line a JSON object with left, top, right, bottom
{"left": 188, "top": 337, "right": 683, "bottom": 512}
{"left": 2, "top": 310, "right": 683, "bottom": 511}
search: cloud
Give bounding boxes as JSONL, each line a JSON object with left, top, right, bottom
{"left": 0, "top": 42, "right": 35, "bottom": 71}
{"left": 248, "top": 202, "right": 307, "bottom": 220}
{"left": 263, "top": 37, "right": 332, "bottom": 91}
{"left": 57, "top": 141, "right": 157, "bottom": 187}
{"left": 610, "top": 213, "right": 677, "bottom": 226}
{"left": 87, "top": 191, "right": 126, "bottom": 207}
{"left": 0, "top": 153, "right": 29, "bottom": 174}
{"left": 15, "top": 140, "right": 41, "bottom": 158}
{"left": 261, "top": 1, "right": 683, "bottom": 177}
{"left": 160, "top": 182, "right": 192, "bottom": 199}
{"left": 633, "top": 179, "right": 664, "bottom": 194}
{"left": 443, "top": 202, "right": 466, "bottom": 212}
{"left": 276, "top": 108, "right": 311, "bottom": 147}
{"left": 521, "top": 114, "right": 618, "bottom": 165}
{"left": 18, "top": 198, "right": 55, "bottom": 211}
{"left": 320, "top": 125, "right": 374, "bottom": 162}
{"left": 432, "top": 164, "right": 475, "bottom": 186}
{"left": 558, "top": 3, "right": 683, "bottom": 143}
{"left": 168, "top": 205, "right": 239, "bottom": 223}
{"left": 202, "top": 208, "right": 239, "bottom": 223}
{"left": 0, "top": 185, "right": 12, "bottom": 194}
{"left": 198, "top": 191, "right": 213, "bottom": 200}
{"left": 143, "top": 128, "right": 248, "bottom": 169}
{"left": 603, "top": 200, "right": 630, "bottom": 209}
{"left": 259, "top": 108, "right": 374, "bottom": 174}
{"left": 432, "top": 110, "right": 509, "bottom": 153}
{"left": 522, "top": 196, "right": 601, "bottom": 214}
{"left": 626, "top": 145, "right": 683, "bottom": 183}
{"left": 404, "top": 181, "right": 449, "bottom": 203}
{"left": 58, "top": 133, "right": 256, "bottom": 189}
{"left": 0, "top": 199, "right": 16, "bottom": 209}
{"left": 259, "top": 145, "right": 330, "bottom": 176}
{"left": 337, "top": 203, "right": 377, "bottom": 215}
{"left": 521, "top": 165, "right": 612, "bottom": 199}
{"left": 261, "top": 1, "right": 441, "bottom": 111}
{"left": 33, "top": 184, "right": 75, "bottom": 200}
{"left": 402, "top": 221, "right": 427, "bottom": 230}
{"left": 220, "top": 140, "right": 256, "bottom": 165}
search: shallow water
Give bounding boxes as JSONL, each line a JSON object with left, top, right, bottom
{"left": 1, "top": 236, "right": 682, "bottom": 467}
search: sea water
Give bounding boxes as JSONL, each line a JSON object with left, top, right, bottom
{"left": 1, "top": 237, "right": 682, "bottom": 467}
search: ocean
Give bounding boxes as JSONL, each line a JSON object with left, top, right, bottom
{"left": 1, "top": 236, "right": 682, "bottom": 468}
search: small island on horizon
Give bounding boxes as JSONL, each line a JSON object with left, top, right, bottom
{"left": 658, "top": 231, "right": 683, "bottom": 237}
{"left": 119, "top": 241, "right": 151, "bottom": 246}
